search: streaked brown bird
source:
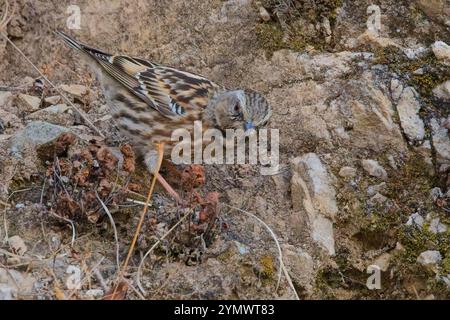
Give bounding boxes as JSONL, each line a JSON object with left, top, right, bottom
{"left": 56, "top": 30, "right": 272, "bottom": 283}
{"left": 57, "top": 31, "right": 271, "bottom": 197}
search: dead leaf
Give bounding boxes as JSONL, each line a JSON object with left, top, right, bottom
{"left": 97, "top": 147, "right": 118, "bottom": 173}
{"left": 120, "top": 144, "right": 136, "bottom": 173}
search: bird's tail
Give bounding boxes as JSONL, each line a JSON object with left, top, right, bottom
{"left": 55, "top": 30, "right": 112, "bottom": 62}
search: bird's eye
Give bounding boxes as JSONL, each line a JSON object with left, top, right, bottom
{"left": 233, "top": 104, "right": 240, "bottom": 113}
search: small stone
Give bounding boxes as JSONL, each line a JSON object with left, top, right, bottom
{"left": 428, "top": 218, "right": 447, "bottom": 234}
{"left": 258, "top": 6, "right": 271, "bottom": 22}
{"left": 16, "top": 94, "right": 41, "bottom": 113}
{"left": 362, "top": 159, "right": 388, "bottom": 180}
{"left": 15, "top": 203, "right": 25, "bottom": 209}
{"left": 0, "top": 91, "right": 13, "bottom": 108}
{"left": 430, "top": 118, "right": 450, "bottom": 164}
{"left": 59, "top": 84, "right": 89, "bottom": 99}
{"left": 368, "top": 193, "right": 388, "bottom": 206}
{"left": 390, "top": 79, "right": 403, "bottom": 101}
{"left": 9, "top": 121, "right": 70, "bottom": 157}
{"left": 403, "top": 47, "right": 428, "bottom": 60}
{"left": 8, "top": 236, "right": 27, "bottom": 256}
{"left": 291, "top": 153, "right": 338, "bottom": 219}
{"left": 387, "top": 155, "right": 398, "bottom": 169}
{"left": 430, "top": 187, "right": 443, "bottom": 201}
{"left": 26, "top": 104, "right": 73, "bottom": 126}
{"left": 0, "top": 268, "right": 35, "bottom": 299}
{"left": 84, "top": 289, "right": 104, "bottom": 299}
{"left": 44, "top": 95, "right": 62, "bottom": 106}
{"left": 417, "top": 250, "right": 442, "bottom": 267}
{"left": 0, "top": 284, "right": 14, "bottom": 300}
{"left": 431, "top": 41, "right": 450, "bottom": 64}
{"left": 432, "top": 81, "right": 450, "bottom": 101}
{"left": 372, "top": 253, "right": 391, "bottom": 272}
{"left": 339, "top": 166, "right": 357, "bottom": 179}
{"left": 367, "top": 182, "right": 387, "bottom": 197}
{"left": 406, "top": 213, "right": 424, "bottom": 228}
{"left": 396, "top": 87, "right": 425, "bottom": 142}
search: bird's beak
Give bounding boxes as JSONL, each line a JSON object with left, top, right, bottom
{"left": 244, "top": 121, "right": 255, "bottom": 132}
{"left": 244, "top": 121, "right": 256, "bottom": 137}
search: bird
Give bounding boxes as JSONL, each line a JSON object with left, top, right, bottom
{"left": 56, "top": 31, "right": 272, "bottom": 283}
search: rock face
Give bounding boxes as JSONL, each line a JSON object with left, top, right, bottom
{"left": 291, "top": 153, "right": 337, "bottom": 255}
{"left": 396, "top": 87, "right": 425, "bottom": 142}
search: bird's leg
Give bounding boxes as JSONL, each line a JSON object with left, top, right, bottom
{"left": 145, "top": 149, "right": 182, "bottom": 204}
{"left": 115, "top": 142, "right": 165, "bottom": 292}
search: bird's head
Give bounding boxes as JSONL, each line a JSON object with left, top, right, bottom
{"left": 210, "top": 90, "right": 272, "bottom": 133}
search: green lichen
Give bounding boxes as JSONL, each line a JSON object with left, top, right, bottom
{"left": 256, "top": 0, "right": 343, "bottom": 56}
{"left": 260, "top": 255, "right": 275, "bottom": 279}
{"left": 374, "top": 46, "right": 450, "bottom": 102}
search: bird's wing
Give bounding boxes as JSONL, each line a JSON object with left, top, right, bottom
{"left": 56, "top": 31, "right": 220, "bottom": 118}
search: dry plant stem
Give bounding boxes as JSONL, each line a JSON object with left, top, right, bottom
{"left": 136, "top": 209, "right": 191, "bottom": 295}
{"left": 0, "top": 0, "right": 15, "bottom": 32}
{"left": 0, "top": 32, "right": 105, "bottom": 138}
{"left": 114, "top": 142, "right": 165, "bottom": 294}
{"left": 96, "top": 192, "right": 120, "bottom": 271}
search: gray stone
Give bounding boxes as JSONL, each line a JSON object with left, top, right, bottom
{"left": 9, "top": 121, "right": 70, "bottom": 157}
{"left": 430, "top": 118, "right": 450, "bottom": 163}
{"left": 0, "top": 91, "right": 13, "bottom": 108}
{"left": 362, "top": 159, "right": 388, "bottom": 180}
{"left": 0, "top": 284, "right": 14, "bottom": 300}
{"left": 396, "top": 87, "right": 425, "bottom": 142}
{"left": 432, "top": 41, "right": 450, "bottom": 64}
{"left": 390, "top": 79, "right": 403, "bottom": 102}
{"left": 0, "top": 268, "right": 35, "bottom": 300}
{"left": 311, "top": 215, "right": 335, "bottom": 256}
{"left": 26, "top": 104, "right": 73, "bottom": 126}
{"left": 44, "top": 96, "right": 62, "bottom": 106}
{"left": 339, "top": 166, "right": 357, "bottom": 179}
{"left": 291, "top": 153, "right": 338, "bottom": 219}
{"left": 367, "top": 182, "right": 387, "bottom": 197}
{"left": 59, "top": 84, "right": 89, "bottom": 99}
{"left": 429, "top": 218, "right": 447, "bottom": 234}
{"left": 406, "top": 213, "right": 424, "bottom": 228}
{"left": 368, "top": 193, "right": 388, "bottom": 206}
{"left": 432, "top": 81, "right": 450, "bottom": 101}
{"left": 291, "top": 153, "right": 337, "bottom": 255}
{"left": 417, "top": 250, "right": 442, "bottom": 267}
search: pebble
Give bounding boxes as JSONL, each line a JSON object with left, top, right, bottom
{"left": 362, "top": 159, "right": 388, "bottom": 180}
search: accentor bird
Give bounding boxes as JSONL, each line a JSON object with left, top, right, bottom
{"left": 56, "top": 31, "right": 271, "bottom": 176}
{"left": 56, "top": 31, "right": 272, "bottom": 280}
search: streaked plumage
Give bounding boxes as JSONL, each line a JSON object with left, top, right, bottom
{"left": 56, "top": 31, "right": 272, "bottom": 159}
